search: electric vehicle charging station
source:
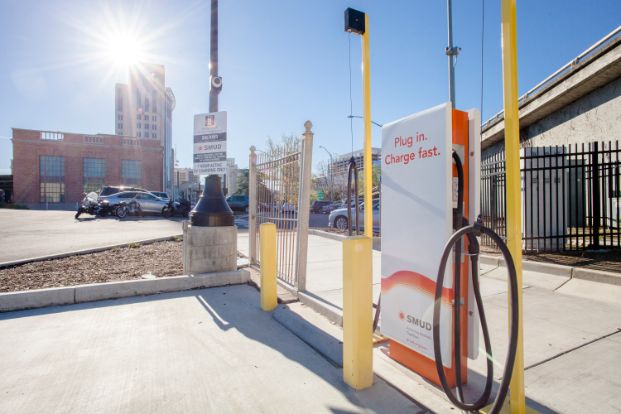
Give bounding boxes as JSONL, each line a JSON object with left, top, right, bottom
{"left": 380, "top": 103, "right": 481, "bottom": 386}
{"left": 343, "top": 2, "right": 527, "bottom": 412}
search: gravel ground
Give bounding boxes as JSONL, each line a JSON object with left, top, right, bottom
{"left": 0, "top": 240, "right": 183, "bottom": 292}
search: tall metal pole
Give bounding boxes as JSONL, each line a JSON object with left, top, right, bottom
{"left": 362, "top": 14, "right": 373, "bottom": 238}
{"left": 501, "top": 0, "right": 526, "bottom": 412}
{"left": 446, "top": 0, "right": 459, "bottom": 107}
{"left": 209, "top": 0, "right": 219, "bottom": 113}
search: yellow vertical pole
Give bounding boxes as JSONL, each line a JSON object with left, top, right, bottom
{"left": 342, "top": 235, "right": 373, "bottom": 389}
{"left": 260, "top": 222, "right": 277, "bottom": 311}
{"left": 362, "top": 13, "right": 373, "bottom": 238}
{"left": 501, "top": 0, "right": 526, "bottom": 412}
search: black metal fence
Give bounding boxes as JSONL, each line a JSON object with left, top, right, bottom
{"left": 481, "top": 141, "right": 621, "bottom": 252}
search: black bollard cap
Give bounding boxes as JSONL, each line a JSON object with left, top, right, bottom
{"left": 190, "top": 175, "right": 234, "bottom": 227}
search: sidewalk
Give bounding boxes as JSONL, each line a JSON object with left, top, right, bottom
{"left": 0, "top": 285, "right": 421, "bottom": 414}
{"left": 297, "top": 233, "right": 621, "bottom": 413}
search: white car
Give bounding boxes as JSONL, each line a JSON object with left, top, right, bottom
{"left": 328, "top": 200, "right": 380, "bottom": 232}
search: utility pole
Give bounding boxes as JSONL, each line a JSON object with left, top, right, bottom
{"left": 446, "top": 0, "right": 460, "bottom": 107}
{"left": 209, "top": 0, "right": 221, "bottom": 113}
{"left": 208, "top": 0, "right": 225, "bottom": 190}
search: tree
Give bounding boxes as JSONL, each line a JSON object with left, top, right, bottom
{"left": 236, "top": 169, "right": 249, "bottom": 195}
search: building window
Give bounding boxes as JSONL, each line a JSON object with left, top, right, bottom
{"left": 84, "top": 135, "right": 104, "bottom": 144}
{"left": 138, "top": 132, "right": 141, "bottom": 138}
{"left": 152, "top": 115, "right": 156, "bottom": 121}
{"left": 121, "top": 160, "right": 141, "bottom": 185}
{"left": 83, "top": 158, "right": 105, "bottom": 193}
{"left": 152, "top": 91, "right": 157, "bottom": 112}
{"left": 152, "top": 133, "right": 156, "bottom": 138}
{"left": 117, "top": 114, "right": 123, "bottom": 120}
{"left": 41, "top": 131, "right": 64, "bottom": 141}
{"left": 40, "top": 183, "right": 65, "bottom": 203}
{"left": 144, "top": 115, "right": 148, "bottom": 120}
{"left": 144, "top": 98, "right": 150, "bottom": 112}
{"left": 40, "top": 156, "right": 64, "bottom": 203}
{"left": 117, "top": 123, "right": 123, "bottom": 129}
{"left": 152, "top": 124, "right": 156, "bottom": 130}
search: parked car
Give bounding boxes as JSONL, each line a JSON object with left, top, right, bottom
{"left": 320, "top": 202, "right": 342, "bottom": 214}
{"left": 100, "top": 191, "right": 169, "bottom": 216}
{"left": 151, "top": 191, "right": 170, "bottom": 201}
{"left": 98, "top": 191, "right": 140, "bottom": 217}
{"left": 226, "top": 195, "right": 249, "bottom": 212}
{"left": 311, "top": 200, "right": 332, "bottom": 213}
{"left": 99, "top": 185, "right": 146, "bottom": 197}
{"left": 328, "top": 200, "right": 380, "bottom": 232}
{"left": 132, "top": 192, "right": 170, "bottom": 215}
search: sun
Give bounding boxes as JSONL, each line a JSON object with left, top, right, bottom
{"left": 102, "top": 32, "right": 144, "bottom": 68}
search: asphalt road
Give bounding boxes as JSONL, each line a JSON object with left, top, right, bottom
{"left": 0, "top": 210, "right": 184, "bottom": 264}
{"left": 0, "top": 210, "right": 329, "bottom": 264}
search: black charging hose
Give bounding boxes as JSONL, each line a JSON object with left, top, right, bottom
{"left": 346, "top": 156, "right": 360, "bottom": 237}
{"left": 432, "top": 151, "right": 520, "bottom": 414}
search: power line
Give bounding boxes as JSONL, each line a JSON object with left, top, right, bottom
{"left": 348, "top": 34, "right": 354, "bottom": 156}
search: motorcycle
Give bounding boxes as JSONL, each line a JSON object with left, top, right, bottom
{"left": 75, "top": 192, "right": 101, "bottom": 219}
{"left": 114, "top": 199, "right": 141, "bottom": 219}
{"left": 162, "top": 198, "right": 191, "bottom": 218}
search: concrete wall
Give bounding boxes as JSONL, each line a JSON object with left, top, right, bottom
{"left": 523, "top": 76, "right": 621, "bottom": 146}
{"left": 483, "top": 76, "right": 621, "bottom": 160}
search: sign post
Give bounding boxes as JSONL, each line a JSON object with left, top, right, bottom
{"left": 193, "top": 111, "right": 228, "bottom": 177}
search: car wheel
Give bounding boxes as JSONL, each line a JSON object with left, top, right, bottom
{"left": 335, "top": 216, "right": 348, "bottom": 230}
{"left": 162, "top": 207, "right": 172, "bottom": 218}
{"left": 115, "top": 205, "right": 128, "bottom": 219}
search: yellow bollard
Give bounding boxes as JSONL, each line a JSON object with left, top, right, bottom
{"left": 501, "top": 0, "right": 527, "bottom": 412}
{"left": 342, "top": 235, "right": 373, "bottom": 389}
{"left": 260, "top": 223, "right": 277, "bottom": 311}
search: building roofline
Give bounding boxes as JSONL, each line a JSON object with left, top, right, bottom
{"left": 11, "top": 127, "right": 140, "bottom": 140}
{"left": 481, "top": 25, "right": 621, "bottom": 149}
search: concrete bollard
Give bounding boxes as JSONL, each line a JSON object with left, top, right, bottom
{"left": 342, "top": 235, "right": 373, "bottom": 389}
{"left": 260, "top": 223, "right": 277, "bottom": 311}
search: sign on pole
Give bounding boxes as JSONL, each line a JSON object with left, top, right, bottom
{"left": 193, "top": 111, "right": 227, "bottom": 175}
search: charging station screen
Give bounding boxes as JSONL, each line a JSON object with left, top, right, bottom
{"left": 381, "top": 103, "right": 453, "bottom": 367}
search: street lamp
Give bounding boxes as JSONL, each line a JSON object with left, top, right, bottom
{"left": 347, "top": 115, "right": 383, "bottom": 128}
{"left": 319, "top": 145, "right": 334, "bottom": 201}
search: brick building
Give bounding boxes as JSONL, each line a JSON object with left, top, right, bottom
{"left": 12, "top": 128, "right": 163, "bottom": 209}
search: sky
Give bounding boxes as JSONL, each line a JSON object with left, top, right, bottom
{"left": 0, "top": 0, "right": 619, "bottom": 174}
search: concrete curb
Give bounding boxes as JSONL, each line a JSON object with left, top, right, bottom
{"left": 480, "top": 253, "right": 621, "bottom": 285}
{"left": 572, "top": 267, "right": 621, "bottom": 286}
{"left": 298, "top": 291, "right": 343, "bottom": 327}
{"left": 308, "top": 228, "right": 381, "bottom": 247}
{"left": 0, "top": 234, "right": 184, "bottom": 269}
{"left": 0, "top": 269, "right": 250, "bottom": 312}
{"left": 272, "top": 305, "right": 343, "bottom": 367}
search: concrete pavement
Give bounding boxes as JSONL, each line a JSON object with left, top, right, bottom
{"left": 297, "top": 233, "right": 621, "bottom": 413}
{"left": 0, "top": 285, "right": 421, "bottom": 414}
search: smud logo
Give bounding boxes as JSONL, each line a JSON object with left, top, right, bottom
{"left": 403, "top": 313, "right": 432, "bottom": 331}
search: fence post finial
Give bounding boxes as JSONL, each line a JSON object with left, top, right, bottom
{"left": 304, "top": 120, "right": 313, "bottom": 133}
